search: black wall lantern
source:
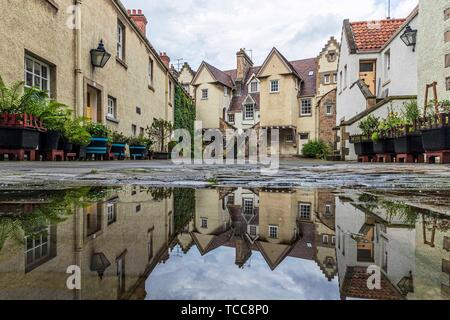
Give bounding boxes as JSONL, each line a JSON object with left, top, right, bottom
{"left": 90, "top": 252, "right": 111, "bottom": 279}
{"left": 400, "top": 25, "right": 417, "bottom": 52}
{"left": 90, "top": 40, "right": 111, "bottom": 68}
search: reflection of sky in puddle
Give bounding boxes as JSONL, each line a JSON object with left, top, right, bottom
{"left": 146, "top": 245, "right": 340, "bottom": 300}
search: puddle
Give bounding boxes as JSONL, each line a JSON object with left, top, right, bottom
{"left": 0, "top": 186, "right": 449, "bottom": 300}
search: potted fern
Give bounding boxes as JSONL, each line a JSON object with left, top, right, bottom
{"left": 61, "top": 117, "right": 91, "bottom": 153}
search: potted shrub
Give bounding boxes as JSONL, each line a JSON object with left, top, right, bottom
{"left": 128, "top": 134, "right": 149, "bottom": 159}
{"left": 394, "top": 100, "right": 424, "bottom": 154}
{"left": 352, "top": 115, "right": 378, "bottom": 156}
{"left": 111, "top": 131, "right": 128, "bottom": 159}
{"left": 61, "top": 117, "right": 91, "bottom": 153}
{"left": 85, "top": 122, "right": 111, "bottom": 157}
{"left": 146, "top": 118, "right": 174, "bottom": 160}
{"left": 0, "top": 78, "right": 44, "bottom": 150}
{"left": 371, "top": 110, "right": 398, "bottom": 154}
{"left": 420, "top": 100, "right": 450, "bottom": 151}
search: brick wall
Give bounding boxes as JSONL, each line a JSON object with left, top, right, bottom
{"left": 318, "top": 89, "right": 337, "bottom": 145}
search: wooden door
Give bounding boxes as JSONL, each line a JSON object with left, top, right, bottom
{"left": 85, "top": 92, "right": 92, "bottom": 121}
{"left": 359, "top": 61, "right": 376, "bottom": 94}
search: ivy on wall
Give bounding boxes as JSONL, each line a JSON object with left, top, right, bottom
{"left": 174, "top": 85, "right": 195, "bottom": 137}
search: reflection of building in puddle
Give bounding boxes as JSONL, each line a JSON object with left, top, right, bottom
{"left": 179, "top": 188, "right": 338, "bottom": 281}
{"left": 336, "top": 193, "right": 450, "bottom": 300}
{"left": 0, "top": 187, "right": 174, "bottom": 300}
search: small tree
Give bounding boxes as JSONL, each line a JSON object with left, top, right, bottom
{"left": 146, "top": 118, "right": 174, "bottom": 152}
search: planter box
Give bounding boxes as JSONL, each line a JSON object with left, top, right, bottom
{"left": 111, "top": 143, "right": 126, "bottom": 158}
{"left": 394, "top": 134, "right": 424, "bottom": 154}
{"left": 0, "top": 127, "right": 40, "bottom": 149}
{"left": 59, "top": 141, "right": 73, "bottom": 153}
{"left": 129, "top": 145, "right": 147, "bottom": 159}
{"left": 86, "top": 137, "right": 108, "bottom": 155}
{"left": 40, "top": 131, "right": 61, "bottom": 151}
{"left": 421, "top": 127, "right": 450, "bottom": 152}
{"left": 373, "top": 138, "right": 395, "bottom": 154}
{"left": 152, "top": 152, "right": 171, "bottom": 160}
{"left": 354, "top": 141, "right": 374, "bottom": 156}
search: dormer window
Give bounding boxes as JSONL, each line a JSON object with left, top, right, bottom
{"left": 250, "top": 80, "right": 259, "bottom": 93}
{"left": 244, "top": 104, "right": 254, "bottom": 120}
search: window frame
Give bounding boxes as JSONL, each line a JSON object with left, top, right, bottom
{"left": 243, "top": 198, "right": 254, "bottom": 215}
{"left": 107, "top": 96, "right": 117, "bottom": 119}
{"left": 24, "top": 55, "right": 51, "bottom": 94}
{"left": 201, "top": 89, "right": 208, "bottom": 100}
{"left": 250, "top": 80, "right": 259, "bottom": 93}
{"left": 244, "top": 103, "right": 255, "bottom": 120}
{"left": 270, "top": 80, "right": 280, "bottom": 93}
{"left": 201, "top": 218, "right": 208, "bottom": 229}
{"left": 269, "top": 225, "right": 279, "bottom": 239}
{"left": 228, "top": 113, "right": 235, "bottom": 124}
{"left": 300, "top": 98, "right": 312, "bottom": 116}
{"left": 325, "top": 104, "right": 333, "bottom": 116}
{"left": 299, "top": 202, "right": 311, "bottom": 220}
{"left": 324, "top": 74, "right": 331, "bottom": 84}
{"left": 117, "top": 20, "right": 126, "bottom": 61}
{"left": 148, "top": 58, "right": 154, "bottom": 86}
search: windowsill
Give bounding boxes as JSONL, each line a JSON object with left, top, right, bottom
{"left": 382, "top": 80, "right": 391, "bottom": 87}
{"left": 148, "top": 84, "right": 155, "bottom": 92}
{"left": 106, "top": 116, "right": 120, "bottom": 124}
{"left": 270, "top": 91, "right": 280, "bottom": 94}
{"left": 201, "top": 98, "right": 208, "bottom": 100}
{"left": 45, "top": 0, "right": 59, "bottom": 10}
{"left": 300, "top": 114, "right": 312, "bottom": 118}
{"left": 116, "top": 57, "right": 128, "bottom": 70}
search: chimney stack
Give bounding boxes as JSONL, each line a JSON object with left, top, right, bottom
{"left": 236, "top": 48, "right": 253, "bottom": 81}
{"left": 160, "top": 52, "right": 170, "bottom": 68}
{"left": 128, "top": 9, "right": 148, "bottom": 35}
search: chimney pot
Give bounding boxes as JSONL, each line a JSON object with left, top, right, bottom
{"left": 128, "top": 8, "right": 148, "bottom": 35}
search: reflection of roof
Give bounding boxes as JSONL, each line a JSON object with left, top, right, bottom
{"left": 190, "top": 229, "right": 233, "bottom": 256}
{"left": 341, "top": 267, "right": 404, "bottom": 300}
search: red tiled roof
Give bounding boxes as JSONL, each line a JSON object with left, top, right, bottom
{"left": 341, "top": 267, "right": 404, "bottom": 300}
{"left": 350, "top": 19, "right": 405, "bottom": 52}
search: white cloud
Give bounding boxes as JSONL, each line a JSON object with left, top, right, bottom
{"left": 121, "top": 0, "right": 418, "bottom": 71}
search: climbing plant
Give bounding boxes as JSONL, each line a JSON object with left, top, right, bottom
{"left": 174, "top": 84, "right": 195, "bottom": 139}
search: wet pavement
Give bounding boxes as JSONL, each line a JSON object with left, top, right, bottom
{"left": 0, "top": 186, "right": 449, "bottom": 300}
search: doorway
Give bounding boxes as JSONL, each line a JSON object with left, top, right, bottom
{"left": 359, "top": 60, "right": 376, "bottom": 95}
{"left": 85, "top": 85, "right": 102, "bottom": 122}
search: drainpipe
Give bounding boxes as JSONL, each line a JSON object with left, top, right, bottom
{"left": 74, "top": 0, "right": 83, "bottom": 118}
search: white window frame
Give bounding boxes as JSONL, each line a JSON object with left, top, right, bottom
{"left": 25, "top": 226, "right": 51, "bottom": 267}
{"left": 333, "top": 73, "right": 338, "bottom": 84}
{"left": 244, "top": 104, "right": 255, "bottom": 120}
{"left": 107, "top": 202, "right": 116, "bottom": 225}
{"left": 249, "top": 225, "right": 258, "bottom": 237}
{"left": 117, "top": 22, "right": 125, "bottom": 60}
{"left": 250, "top": 80, "right": 259, "bottom": 93}
{"left": 325, "top": 204, "right": 332, "bottom": 215}
{"left": 228, "top": 113, "right": 235, "bottom": 123}
{"left": 269, "top": 225, "right": 279, "bottom": 239}
{"left": 384, "top": 50, "right": 391, "bottom": 80}
{"left": 201, "top": 218, "right": 208, "bottom": 229}
{"left": 324, "top": 74, "right": 331, "bottom": 84}
{"left": 201, "top": 89, "right": 208, "bottom": 100}
{"left": 243, "top": 198, "right": 254, "bottom": 215}
{"left": 300, "top": 99, "right": 312, "bottom": 116}
{"left": 270, "top": 80, "right": 280, "bottom": 93}
{"left": 107, "top": 96, "right": 117, "bottom": 119}
{"left": 148, "top": 58, "right": 154, "bottom": 86}
{"left": 299, "top": 203, "right": 311, "bottom": 220}
{"left": 24, "top": 55, "right": 50, "bottom": 94}
{"left": 326, "top": 104, "right": 333, "bottom": 116}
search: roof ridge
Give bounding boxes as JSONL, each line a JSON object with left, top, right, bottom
{"left": 350, "top": 18, "right": 406, "bottom": 24}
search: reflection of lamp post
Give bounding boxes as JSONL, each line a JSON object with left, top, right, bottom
{"left": 400, "top": 25, "right": 417, "bottom": 52}
{"left": 397, "top": 271, "right": 414, "bottom": 296}
{"left": 90, "top": 40, "right": 111, "bottom": 68}
{"left": 90, "top": 252, "right": 111, "bottom": 279}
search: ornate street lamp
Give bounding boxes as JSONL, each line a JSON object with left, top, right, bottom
{"left": 90, "top": 252, "right": 111, "bottom": 279}
{"left": 400, "top": 25, "right": 417, "bottom": 52}
{"left": 90, "top": 40, "right": 111, "bottom": 68}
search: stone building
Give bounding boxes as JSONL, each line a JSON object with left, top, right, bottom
{"left": 417, "top": 0, "right": 450, "bottom": 107}
{"left": 176, "top": 62, "right": 196, "bottom": 99}
{"left": 0, "top": 0, "right": 174, "bottom": 137}
{"left": 192, "top": 39, "right": 339, "bottom": 157}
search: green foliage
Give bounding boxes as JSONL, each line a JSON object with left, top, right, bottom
{"left": 371, "top": 107, "right": 402, "bottom": 141}
{"left": 86, "top": 121, "right": 110, "bottom": 138}
{"left": 0, "top": 77, "right": 36, "bottom": 114}
{"left": 173, "top": 188, "right": 195, "bottom": 235}
{"left": 128, "top": 134, "right": 150, "bottom": 147}
{"left": 302, "top": 139, "right": 331, "bottom": 160}
{"left": 401, "top": 100, "right": 420, "bottom": 126}
{"left": 148, "top": 187, "right": 173, "bottom": 201}
{"left": 174, "top": 85, "right": 195, "bottom": 137}
{"left": 146, "top": 118, "right": 174, "bottom": 152}
{"left": 112, "top": 131, "right": 128, "bottom": 144}
{"left": 358, "top": 115, "right": 379, "bottom": 137}
{"left": 63, "top": 117, "right": 91, "bottom": 146}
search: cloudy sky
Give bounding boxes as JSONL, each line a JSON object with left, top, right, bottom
{"left": 122, "top": 0, "right": 418, "bottom": 71}
{"left": 146, "top": 245, "right": 340, "bottom": 300}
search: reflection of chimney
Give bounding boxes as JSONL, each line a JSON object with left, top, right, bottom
{"left": 160, "top": 52, "right": 170, "bottom": 68}
{"left": 236, "top": 48, "right": 253, "bottom": 81}
{"left": 127, "top": 9, "right": 148, "bottom": 35}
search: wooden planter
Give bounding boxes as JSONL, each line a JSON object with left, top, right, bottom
{"left": 373, "top": 138, "right": 395, "bottom": 154}
{"left": 421, "top": 127, "right": 450, "bottom": 152}
{"left": 351, "top": 135, "right": 374, "bottom": 156}
{"left": 394, "top": 134, "right": 424, "bottom": 154}
{"left": 86, "top": 137, "right": 108, "bottom": 155}
{"left": 0, "top": 127, "right": 41, "bottom": 149}
{"left": 129, "top": 145, "right": 147, "bottom": 159}
{"left": 40, "top": 131, "right": 61, "bottom": 151}
{"left": 111, "top": 143, "right": 126, "bottom": 159}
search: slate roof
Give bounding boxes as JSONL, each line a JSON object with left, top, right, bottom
{"left": 203, "top": 61, "right": 234, "bottom": 88}
{"left": 349, "top": 19, "right": 406, "bottom": 52}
